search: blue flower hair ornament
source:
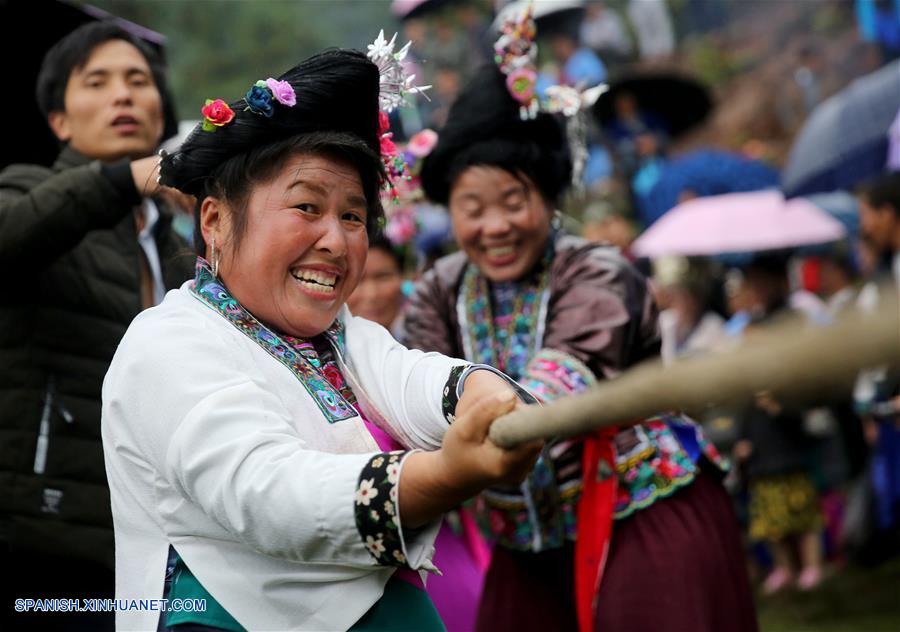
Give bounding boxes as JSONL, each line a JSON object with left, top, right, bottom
{"left": 244, "top": 78, "right": 297, "bottom": 118}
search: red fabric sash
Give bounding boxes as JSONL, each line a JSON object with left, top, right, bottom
{"left": 575, "top": 429, "right": 618, "bottom": 632}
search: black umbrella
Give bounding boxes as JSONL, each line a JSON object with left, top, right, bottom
{"left": 491, "top": 0, "right": 586, "bottom": 38}
{"left": 593, "top": 73, "right": 713, "bottom": 138}
{"left": 0, "top": 0, "right": 178, "bottom": 170}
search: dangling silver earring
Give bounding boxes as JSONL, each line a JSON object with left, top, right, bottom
{"left": 210, "top": 236, "right": 219, "bottom": 277}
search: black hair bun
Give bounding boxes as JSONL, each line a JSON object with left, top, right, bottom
{"left": 421, "top": 63, "right": 571, "bottom": 206}
{"left": 160, "top": 49, "right": 380, "bottom": 197}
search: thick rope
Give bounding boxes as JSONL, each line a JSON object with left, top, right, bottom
{"left": 489, "top": 291, "right": 900, "bottom": 448}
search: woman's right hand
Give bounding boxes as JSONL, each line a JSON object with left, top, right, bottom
{"left": 399, "top": 391, "right": 543, "bottom": 529}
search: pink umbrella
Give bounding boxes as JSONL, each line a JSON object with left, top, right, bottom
{"left": 631, "top": 190, "right": 847, "bottom": 258}
{"left": 391, "top": 0, "right": 424, "bottom": 17}
{"left": 391, "top": 0, "right": 453, "bottom": 19}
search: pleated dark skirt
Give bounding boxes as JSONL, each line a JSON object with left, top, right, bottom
{"left": 475, "top": 471, "right": 758, "bottom": 632}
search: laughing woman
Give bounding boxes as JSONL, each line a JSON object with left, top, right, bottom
{"left": 100, "top": 49, "right": 541, "bottom": 631}
{"left": 403, "top": 61, "right": 758, "bottom": 632}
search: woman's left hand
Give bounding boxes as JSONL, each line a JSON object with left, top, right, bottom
{"left": 398, "top": 389, "right": 542, "bottom": 528}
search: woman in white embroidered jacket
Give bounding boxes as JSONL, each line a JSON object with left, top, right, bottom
{"left": 100, "top": 48, "right": 540, "bottom": 632}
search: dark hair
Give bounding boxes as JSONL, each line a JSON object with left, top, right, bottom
{"left": 824, "top": 247, "right": 857, "bottom": 276}
{"left": 859, "top": 171, "right": 900, "bottom": 216}
{"left": 421, "top": 64, "right": 571, "bottom": 206}
{"left": 745, "top": 253, "right": 789, "bottom": 279}
{"left": 368, "top": 234, "right": 405, "bottom": 271}
{"left": 36, "top": 21, "right": 178, "bottom": 142}
{"left": 159, "top": 49, "right": 386, "bottom": 254}
{"left": 189, "top": 131, "right": 384, "bottom": 256}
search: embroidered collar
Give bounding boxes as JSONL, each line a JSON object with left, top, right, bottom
{"left": 189, "top": 257, "right": 356, "bottom": 423}
{"left": 458, "top": 241, "right": 553, "bottom": 381}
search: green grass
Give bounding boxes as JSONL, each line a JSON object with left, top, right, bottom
{"left": 757, "top": 557, "right": 900, "bottom": 631}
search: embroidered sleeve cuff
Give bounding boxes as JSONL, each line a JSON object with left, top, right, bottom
{"left": 441, "top": 364, "right": 467, "bottom": 424}
{"left": 520, "top": 348, "right": 597, "bottom": 403}
{"left": 455, "top": 363, "right": 540, "bottom": 407}
{"left": 354, "top": 450, "right": 439, "bottom": 571}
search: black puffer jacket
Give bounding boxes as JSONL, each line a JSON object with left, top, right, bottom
{"left": 0, "top": 146, "right": 193, "bottom": 568}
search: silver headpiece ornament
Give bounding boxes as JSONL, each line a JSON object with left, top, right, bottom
{"left": 367, "top": 30, "right": 431, "bottom": 113}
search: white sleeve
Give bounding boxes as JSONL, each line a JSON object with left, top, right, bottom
{"left": 342, "top": 311, "right": 468, "bottom": 451}
{"left": 105, "top": 315, "right": 435, "bottom": 570}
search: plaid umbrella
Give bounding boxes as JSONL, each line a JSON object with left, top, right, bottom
{"left": 782, "top": 60, "right": 900, "bottom": 197}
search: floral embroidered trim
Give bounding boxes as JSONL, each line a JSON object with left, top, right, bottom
{"left": 355, "top": 450, "right": 412, "bottom": 567}
{"left": 456, "top": 364, "right": 540, "bottom": 405}
{"left": 442, "top": 365, "right": 466, "bottom": 424}
{"left": 282, "top": 335, "right": 358, "bottom": 406}
{"left": 442, "top": 363, "right": 539, "bottom": 425}
{"left": 520, "top": 348, "right": 596, "bottom": 403}
{"left": 477, "top": 469, "right": 581, "bottom": 551}
{"left": 614, "top": 425, "right": 657, "bottom": 472}
{"left": 459, "top": 244, "right": 552, "bottom": 380}
{"left": 612, "top": 415, "right": 728, "bottom": 520}
{"left": 189, "top": 257, "right": 356, "bottom": 423}
{"left": 615, "top": 472, "right": 697, "bottom": 520}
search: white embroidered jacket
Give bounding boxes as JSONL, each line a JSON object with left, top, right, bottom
{"left": 101, "top": 283, "right": 462, "bottom": 631}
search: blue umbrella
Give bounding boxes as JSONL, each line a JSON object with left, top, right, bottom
{"left": 791, "top": 191, "right": 859, "bottom": 258}
{"left": 802, "top": 191, "right": 858, "bottom": 238}
{"left": 637, "top": 149, "right": 780, "bottom": 227}
{"left": 782, "top": 60, "right": 900, "bottom": 197}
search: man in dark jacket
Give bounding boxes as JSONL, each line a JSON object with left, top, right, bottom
{"left": 0, "top": 22, "right": 193, "bottom": 628}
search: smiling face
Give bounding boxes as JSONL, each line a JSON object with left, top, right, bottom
{"left": 48, "top": 39, "right": 163, "bottom": 161}
{"left": 203, "top": 153, "right": 369, "bottom": 338}
{"left": 448, "top": 166, "right": 553, "bottom": 282}
{"left": 346, "top": 246, "right": 404, "bottom": 329}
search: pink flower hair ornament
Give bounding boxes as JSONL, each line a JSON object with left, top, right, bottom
{"left": 406, "top": 128, "right": 438, "bottom": 158}
{"left": 505, "top": 67, "right": 538, "bottom": 105}
{"left": 266, "top": 78, "right": 296, "bottom": 107}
